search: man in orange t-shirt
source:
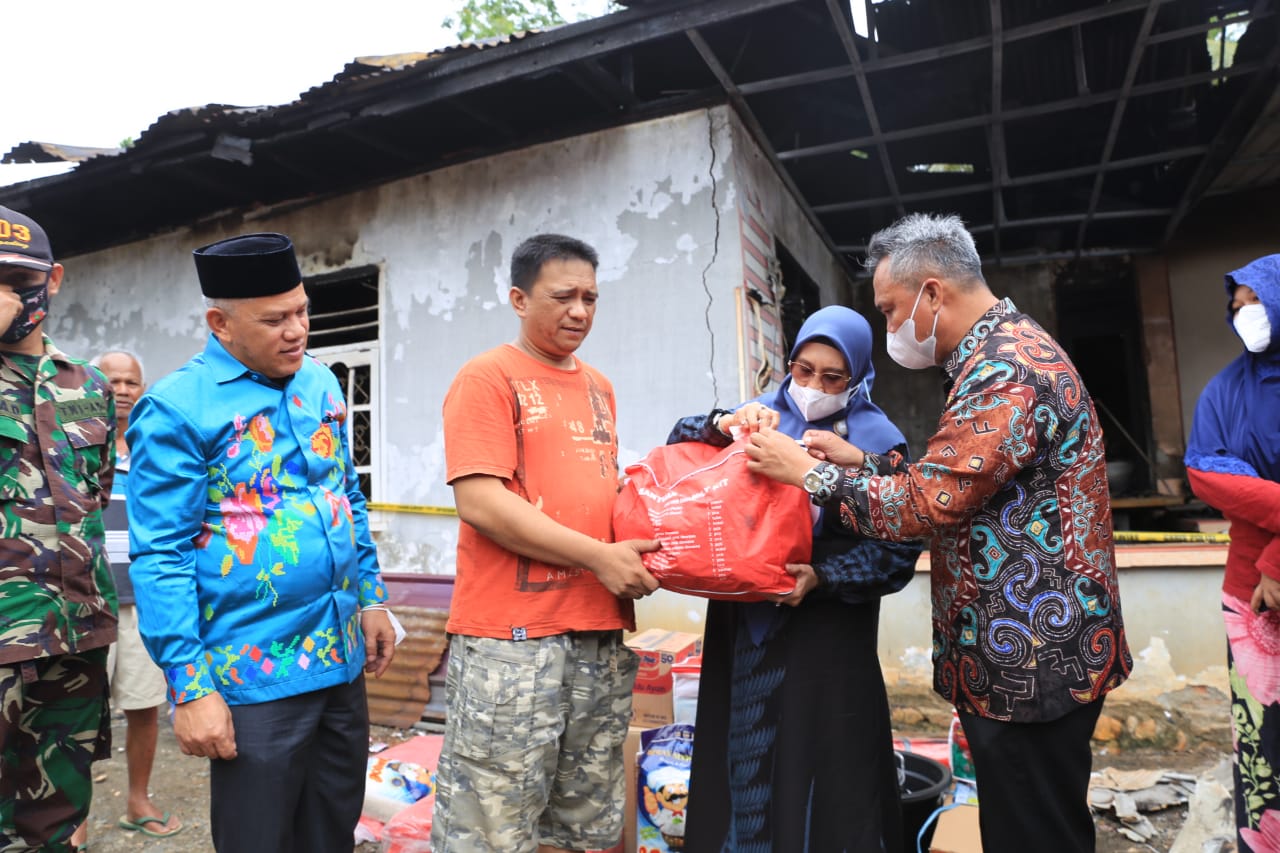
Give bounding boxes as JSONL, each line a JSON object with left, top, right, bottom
{"left": 434, "top": 233, "right": 659, "bottom": 853}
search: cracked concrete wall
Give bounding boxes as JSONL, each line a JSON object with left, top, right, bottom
{"left": 43, "top": 106, "right": 750, "bottom": 582}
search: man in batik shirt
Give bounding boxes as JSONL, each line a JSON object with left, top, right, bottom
{"left": 0, "top": 205, "right": 117, "bottom": 852}
{"left": 747, "top": 213, "right": 1131, "bottom": 853}
{"left": 127, "top": 232, "right": 396, "bottom": 853}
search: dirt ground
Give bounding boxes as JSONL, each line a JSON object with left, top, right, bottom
{"left": 78, "top": 712, "right": 1231, "bottom": 853}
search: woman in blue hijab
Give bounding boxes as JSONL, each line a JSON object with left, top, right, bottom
{"left": 667, "top": 305, "right": 922, "bottom": 852}
{"left": 1186, "top": 254, "right": 1280, "bottom": 851}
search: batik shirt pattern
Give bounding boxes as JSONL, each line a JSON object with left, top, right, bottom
{"left": 0, "top": 337, "right": 117, "bottom": 665}
{"left": 830, "top": 299, "right": 1131, "bottom": 722}
{"left": 127, "top": 336, "right": 387, "bottom": 706}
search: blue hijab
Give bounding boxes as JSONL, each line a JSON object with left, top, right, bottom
{"left": 734, "top": 306, "right": 907, "bottom": 643}
{"left": 747, "top": 305, "right": 906, "bottom": 455}
{"left": 1185, "top": 254, "right": 1280, "bottom": 482}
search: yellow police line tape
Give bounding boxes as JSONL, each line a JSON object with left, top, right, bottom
{"left": 367, "top": 502, "right": 458, "bottom": 517}
{"left": 363, "top": 505, "right": 1226, "bottom": 543}
{"left": 1114, "top": 530, "right": 1229, "bottom": 544}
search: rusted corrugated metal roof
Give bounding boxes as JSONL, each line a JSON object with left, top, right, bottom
{"left": 2, "top": 141, "right": 122, "bottom": 164}
{"left": 1207, "top": 84, "right": 1280, "bottom": 196}
{"left": 366, "top": 605, "right": 449, "bottom": 730}
{"left": 0, "top": 0, "right": 1275, "bottom": 266}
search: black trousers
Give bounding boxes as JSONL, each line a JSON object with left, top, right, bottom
{"left": 210, "top": 676, "right": 369, "bottom": 853}
{"left": 958, "top": 696, "right": 1106, "bottom": 853}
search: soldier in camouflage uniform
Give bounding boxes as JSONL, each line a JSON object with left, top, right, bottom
{"left": 0, "top": 205, "right": 118, "bottom": 853}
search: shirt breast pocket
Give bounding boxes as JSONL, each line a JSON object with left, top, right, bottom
{"left": 0, "top": 417, "right": 27, "bottom": 500}
{"left": 65, "top": 415, "right": 111, "bottom": 496}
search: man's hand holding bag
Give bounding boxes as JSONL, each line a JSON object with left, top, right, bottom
{"left": 612, "top": 438, "right": 813, "bottom": 601}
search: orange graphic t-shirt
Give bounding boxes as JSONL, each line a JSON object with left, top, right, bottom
{"left": 442, "top": 344, "right": 634, "bottom": 639}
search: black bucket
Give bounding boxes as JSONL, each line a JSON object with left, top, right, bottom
{"left": 897, "top": 750, "right": 953, "bottom": 851}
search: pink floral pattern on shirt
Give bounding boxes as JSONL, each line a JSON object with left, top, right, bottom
{"left": 209, "top": 412, "right": 302, "bottom": 568}
{"left": 221, "top": 482, "right": 268, "bottom": 564}
{"left": 1226, "top": 595, "right": 1280, "bottom": 707}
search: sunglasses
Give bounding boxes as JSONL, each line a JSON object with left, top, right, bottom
{"left": 788, "top": 360, "right": 852, "bottom": 392}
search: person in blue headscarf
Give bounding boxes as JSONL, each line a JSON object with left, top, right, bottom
{"left": 666, "top": 304, "right": 922, "bottom": 852}
{"left": 1186, "top": 253, "right": 1280, "bottom": 851}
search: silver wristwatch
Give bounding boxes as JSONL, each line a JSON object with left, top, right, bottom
{"left": 801, "top": 461, "right": 841, "bottom": 503}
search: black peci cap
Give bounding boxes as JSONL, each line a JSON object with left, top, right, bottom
{"left": 193, "top": 232, "right": 302, "bottom": 298}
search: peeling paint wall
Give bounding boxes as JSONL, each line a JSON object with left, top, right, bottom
{"left": 44, "top": 106, "right": 773, "bottom": 580}
{"left": 41, "top": 100, "right": 1242, "bottom": 695}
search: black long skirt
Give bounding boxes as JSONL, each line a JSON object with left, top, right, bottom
{"left": 684, "top": 596, "right": 903, "bottom": 853}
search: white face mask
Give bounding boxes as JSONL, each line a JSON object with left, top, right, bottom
{"left": 886, "top": 285, "right": 940, "bottom": 369}
{"left": 1234, "top": 303, "right": 1272, "bottom": 353}
{"left": 786, "top": 380, "right": 852, "bottom": 422}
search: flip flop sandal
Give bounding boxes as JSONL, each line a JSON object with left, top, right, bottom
{"left": 117, "top": 813, "right": 184, "bottom": 838}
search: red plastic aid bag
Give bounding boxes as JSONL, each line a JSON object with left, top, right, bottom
{"left": 613, "top": 439, "right": 813, "bottom": 601}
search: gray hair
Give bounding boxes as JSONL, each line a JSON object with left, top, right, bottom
{"left": 864, "top": 213, "right": 984, "bottom": 288}
{"left": 90, "top": 349, "right": 146, "bottom": 383}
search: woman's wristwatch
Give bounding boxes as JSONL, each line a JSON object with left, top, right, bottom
{"left": 801, "top": 461, "right": 842, "bottom": 503}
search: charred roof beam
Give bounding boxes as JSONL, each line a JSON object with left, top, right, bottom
{"left": 683, "top": 25, "right": 843, "bottom": 271}
{"left": 1163, "top": 0, "right": 1280, "bottom": 243}
{"left": 449, "top": 100, "right": 517, "bottom": 137}
{"left": 1147, "top": 9, "right": 1273, "bottom": 46}
{"left": 1073, "top": 25, "right": 1090, "bottom": 95}
{"left": 779, "top": 60, "right": 1267, "bottom": 162}
{"left": 737, "top": 0, "right": 1176, "bottom": 98}
{"left": 336, "top": 126, "right": 421, "bottom": 166}
{"left": 1074, "top": 0, "right": 1163, "bottom": 256}
{"left": 161, "top": 163, "right": 253, "bottom": 199}
{"left": 814, "top": 146, "right": 1206, "bottom": 214}
{"left": 358, "top": 0, "right": 799, "bottom": 123}
{"left": 989, "top": 0, "right": 1007, "bottom": 264}
{"left": 560, "top": 60, "right": 637, "bottom": 112}
{"left": 824, "top": 0, "right": 903, "bottom": 216}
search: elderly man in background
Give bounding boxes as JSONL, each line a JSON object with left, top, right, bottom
{"left": 747, "top": 212, "right": 1131, "bottom": 853}
{"left": 0, "top": 205, "right": 117, "bottom": 852}
{"left": 126, "top": 232, "right": 396, "bottom": 853}
{"left": 69, "top": 352, "right": 183, "bottom": 847}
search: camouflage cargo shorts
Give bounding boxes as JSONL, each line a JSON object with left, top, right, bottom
{"left": 0, "top": 648, "right": 111, "bottom": 853}
{"left": 431, "top": 630, "right": 638, "bottom": 853}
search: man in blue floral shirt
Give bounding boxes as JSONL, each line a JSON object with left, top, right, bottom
{"left": 127, "top": 233, "right": 396, "bottom": 853}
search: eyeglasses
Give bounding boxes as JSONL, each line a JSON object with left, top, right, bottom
{"left": 788, "top": 360, "right": 852, "bottom": 392}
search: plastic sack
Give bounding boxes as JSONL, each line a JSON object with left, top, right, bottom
{"left": 948, "top": 710, "right": 977, "bottom": 785}
{"left": 364, "top": 755, "right": 434, "bottom": 824}
{"left": 671, "top": 656, "right": 702, "bottom": 726}
{"left": 613, "top": 439, "right": 812, "bottom": 601}
{"left": 356, "top": 734, "right": 443, "bottom": 850}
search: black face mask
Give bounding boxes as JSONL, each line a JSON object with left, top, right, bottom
{"left": 0, "top": 284, "right": 49, "bottom": 344}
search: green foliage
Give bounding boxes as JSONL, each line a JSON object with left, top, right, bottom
{"left": 444, "top": 0, "right": 567, "bottom": 41}
{"left": 1207, "top": 12, "right": 1249, "bottom": 75}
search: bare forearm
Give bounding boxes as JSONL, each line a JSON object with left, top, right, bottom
{"left": 455, "top": 478, "right": 609, "bottom": 569}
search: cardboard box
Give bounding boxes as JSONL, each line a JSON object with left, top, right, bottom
{"left": 929, "top": 803, "right": 983, "bottom": 853}
{"left": 623, "top": 725, "right": 644, "bottom": 853}
{"left": 626, "top": 629, "right": 702, "bottom": 727}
